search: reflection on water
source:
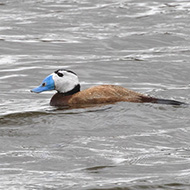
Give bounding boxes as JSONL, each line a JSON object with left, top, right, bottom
{"left": 0, "top": 0, "right": 190, "bottom": 189}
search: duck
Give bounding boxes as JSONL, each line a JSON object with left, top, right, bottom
{"left": 31, "top": 69, "right": 186, "bottom": 107}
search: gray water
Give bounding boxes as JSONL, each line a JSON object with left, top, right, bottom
{"left": 0, "top": 0, "right": 190, "bottom": 189}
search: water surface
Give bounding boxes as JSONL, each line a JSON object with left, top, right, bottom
{"left": 0, "top": 0, "right": 190, "bottom": 189}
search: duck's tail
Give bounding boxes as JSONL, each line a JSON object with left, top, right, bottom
{"left": 140, "top": 96, "right": 187, "bottom": 106}
{"left": 155, "top": 98, "right": 187, "bottom": 105}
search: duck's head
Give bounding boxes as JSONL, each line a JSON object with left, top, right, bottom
{"left": 31, "top": 69, "right": 80, "bottom": 95}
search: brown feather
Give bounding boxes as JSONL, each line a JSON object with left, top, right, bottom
{"left": 50, "top": 85, "right": 155, "bottom": 107}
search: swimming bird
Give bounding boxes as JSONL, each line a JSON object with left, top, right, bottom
{"left": 31, "top": 69, "right": 186, "bottom": 107}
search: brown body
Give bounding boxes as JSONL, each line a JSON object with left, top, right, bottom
{"left": 50, "top": 85, "right": 158, "bottom": 107}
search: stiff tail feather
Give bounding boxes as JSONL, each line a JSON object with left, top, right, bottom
{"left": 140, "top": 96, "right": 187, "bottom": 106}
{"left": 155, "top": 98, "right": 187, "bottom": 105}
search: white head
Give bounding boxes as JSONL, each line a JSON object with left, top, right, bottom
{"left": 31, "top": 69, "right": 80, "bottom": 94}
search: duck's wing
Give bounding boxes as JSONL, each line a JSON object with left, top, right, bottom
{"left": 69, "top": 85, "right": 151, "bottom": 105}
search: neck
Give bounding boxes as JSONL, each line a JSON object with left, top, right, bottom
{"left": 59, "top": 84, "right": 80, "bottom": 96}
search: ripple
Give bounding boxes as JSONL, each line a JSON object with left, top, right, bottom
{"left": 0, "top": 0, "right": 190, "bottom": 189}
{"left": 0, "top": 74, "right": 27, "bottom": 80}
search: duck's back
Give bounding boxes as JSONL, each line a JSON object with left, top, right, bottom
{"left": 68, "top": 85, "right": 151, "bottom": 105}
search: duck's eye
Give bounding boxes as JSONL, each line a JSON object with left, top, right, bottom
{"left": 42, "top": 83, "right": 46, "bottom": 87}
{"left": 57, "top": 72, "right": 63, "bottom": 77}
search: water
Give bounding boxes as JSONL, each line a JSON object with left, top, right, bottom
{"left": 0, "top": 0, "right": 190, "bottom": 189}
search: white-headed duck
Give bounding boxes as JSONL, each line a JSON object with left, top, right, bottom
{"left": 31, "top": 69, "right": 186, "bottom": 107}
